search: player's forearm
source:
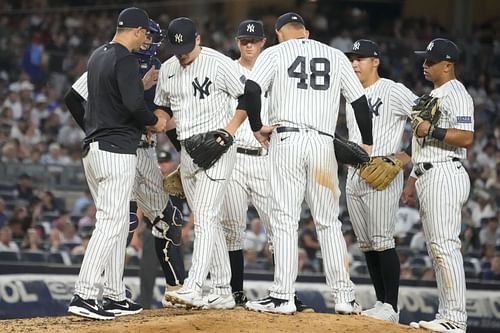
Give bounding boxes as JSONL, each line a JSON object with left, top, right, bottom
{"left": 242, "top": 80, "right": 263, "bottom": 132}
{"left": 351, "top": 95, "right": 373, "bottom": 145}
{"left": 420, "top": 123, "right": 473, "bottom": 148}
{"left": 225, "top": 110, "right": 248, "bottom": 136}
{"left": 394, "top": 151, "right": 411, "bottom": 167}
{"left": 63, "top": 88, "right": 86, "bottom": 131}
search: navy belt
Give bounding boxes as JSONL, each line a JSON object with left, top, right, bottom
{"left": 237, "top": 147, "right": 264, "bottom": 156}
{"left": 138, "top": 140, "right": 155, "bottom": 149}
{"left": 415, "top": 158, "right": 460, "bottom": 177}
{"left": 276, "top": 126, "right": 333, "bottom": 138}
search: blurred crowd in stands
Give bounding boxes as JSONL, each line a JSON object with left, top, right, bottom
{"left": 0, "top": 1, "right": 499, "bottom": 283}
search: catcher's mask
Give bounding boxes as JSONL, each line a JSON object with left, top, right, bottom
{"left": 136, "top": 18, "right": 165, "bottom": 57}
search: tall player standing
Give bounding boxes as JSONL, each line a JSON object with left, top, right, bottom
{"left": 242, "top": 12, "right": 373, "bottom": 315}
{"left": 402, "top": 38, "right": 473, "bottom": 333}
{"left": 156, "top": 17, "right": 247, "bottom": 309}
{"left": 64, "top": 19, "right": 186, "bottom": 311}
{"left": 66, "top": 7, "right": 168, "bottom": 320}
{"left": 344, "top": 39, "right": 415, "bottom": 323}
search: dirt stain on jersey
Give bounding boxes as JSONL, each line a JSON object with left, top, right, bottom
{"left": 313, "top": 168, "right": 337, "bottom": 199}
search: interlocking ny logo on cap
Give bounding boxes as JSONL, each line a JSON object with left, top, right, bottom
{"left": 246, "top": 24, "right": 255, "bottom": 32}
{"left": 175, "top": 33, "right": 183, "bottom": 43}
{"left": 353, "top": 41, "right": 360, "bottom": 50}
{"left": 292, "top": 16, "right": 298, "bottom": 20}
{"left": 427, "top": 41, "right": 434, "bottom": 51}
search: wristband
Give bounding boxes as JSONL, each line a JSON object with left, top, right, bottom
{"left": 429, "top": 125, "right": 447, "bottom": 141}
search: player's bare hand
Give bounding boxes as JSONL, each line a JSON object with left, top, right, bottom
{"left": 151, "top": 110, "right": 168, "bottom": 132}
{"left": 416, "top": 120, "right": 431, "bottom": 137}
{"left": 361, "top": 144, "right": 373, "bottom": 156}
{"left": 254, "top": 125, "right": 277, "bottom": 149}
{"left": 142, "top": 67, "right": 159, "bottom": 90}
{"left": 401, "top": 176, "right": 417, "bottom": 205}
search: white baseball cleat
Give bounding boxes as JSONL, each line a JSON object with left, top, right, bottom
{"left": 164, "top": 287, "right": 204, "bottom": 308}
{"left": 361, "top": 301, "right": 383, "bottom": 316}
{"left": 409, "top": 322, "right": 420, "bottom": 329}
{"left": 162, "top": 284, "right": 183, "bottom": 308}
{"left": 335, "top": 300, "right": 362, "bottom": 315}
{"left": 362, "top": 302, "right": 399, "bottom": 323}
{"left": 202, "top": 293, "right": 236, "bottom": 310}
{"left": 418, "top": 319, "right": 466, "bottom": 333}
{"left": 245, "top": 296, "right": 296, "bottom": 315}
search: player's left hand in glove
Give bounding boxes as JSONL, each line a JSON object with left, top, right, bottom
{"left": 360, "top": 155, "right": 403, "bottom": 191}
{"left": 184, "top": 129, "right": 234, "bottom": 170}
{"left": 411, "top": 94, "right": 440, "bottom": 137}
{"left": 163, "top": 165, "right": 185, "bottom": 199}
{"left": 334, "top": 135, "right": 370, "bottom": 167}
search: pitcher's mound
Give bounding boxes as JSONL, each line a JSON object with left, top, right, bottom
{"left": 2, "top": 308, "right": 428, "bottom": 333}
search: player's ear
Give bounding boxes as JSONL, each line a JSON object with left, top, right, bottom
{"left": 304, "top": 29, "right": 310, "bottom": 39}
{"left": 195, "top": 34, "right": 201, "bottom": 46}
{"left": 373, "top": 58, "right": 380, "bottom": 67}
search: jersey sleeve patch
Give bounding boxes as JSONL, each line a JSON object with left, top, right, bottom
{"left": 456, "top": 116, "right": 472, "bottom": 123}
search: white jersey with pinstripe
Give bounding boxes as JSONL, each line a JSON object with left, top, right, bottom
{"left": 72, "top": 72, "right": 167, "bottom": 224}
{"left": 154, "top": 46, "right": 244, "bottom": 297}
{"left": 412, "top": 79, "right": 473, "bottom": 328}
{"left": 248, "top": 38, "right": 365, "bottom": 303}
{"left": 345, "top": 78, "right": 416, "bottom": 252}
{"left": 219, "top": 61, "right": 271, "bottom": 251}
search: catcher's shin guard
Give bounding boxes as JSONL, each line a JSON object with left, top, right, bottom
{"left": 126, "top": 201, "right": 139, "bottom": 246}
{"left": 154, "top": 236, "right": 186, "bottom": 286}
{"left": 152, "top": 199, "right": 183, "bottom": 246}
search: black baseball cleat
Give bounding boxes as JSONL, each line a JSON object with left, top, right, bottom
{"left": 103, "top": 298, "right": 143, "bottom": 316}
{"left": 68, "top": 294, "right": 115, "bottom": 320}
{"left": 294, "top": 295, "right": 315, "bottom": 313}
{"left": 233, "top": 291, "right": 248, "bottom": 307}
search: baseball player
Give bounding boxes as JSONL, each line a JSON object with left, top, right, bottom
{"left": 242, "top": 12, "right": 373, "bottom": 315}
{"left": 402, "top": 38, "right": 473, "bottom": 333}
{"left": 64, "top": 17, "right": 185, "bottom": 316}
{"left": 157, "top": 17, "right": 247, "bottom": 309}
{"left": 66, "top": 7, "right": 168, "bottom": 320}
{"left": 344, "top": 39, "right": 416, "bottom": 323}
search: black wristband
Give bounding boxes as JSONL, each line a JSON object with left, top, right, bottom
{"left": 430, "top": 125, "right": 447, "bottom": 141}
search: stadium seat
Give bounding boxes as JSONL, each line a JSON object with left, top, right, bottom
{"left": 48, "top": 251, "right": 72, "bottom": 265}
{"left": 21, "top": 250, "right": 47, "bottom": 262}
{"left": 71, "top": 254, "right": 84, "bottom": 265}
{"left": 0, "top": 251, "right": 20, "bottom": 262}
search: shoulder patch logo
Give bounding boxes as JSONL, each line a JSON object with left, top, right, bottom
{"left": 456, "top": 116, "right": 472, "bottom": 124}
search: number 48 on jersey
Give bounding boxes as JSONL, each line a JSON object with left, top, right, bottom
{"left": 287, "top": 56, "right": 331, "bottom": 90}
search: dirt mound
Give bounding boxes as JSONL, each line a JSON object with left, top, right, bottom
{"left": 1, "top": 308, "right": 427, "bottom": 333}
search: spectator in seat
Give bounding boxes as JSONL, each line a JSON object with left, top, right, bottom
{"left": 0, "top": 225, "right": 20, "bottom": 252}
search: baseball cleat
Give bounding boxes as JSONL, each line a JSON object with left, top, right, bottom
{"left": 202, "top": 293, "right": 236, "bottom": 310}
{"left": 294, "top": 295, "right": 315, "bottom": 313}
{"left": 164, "top": 286, "right": 204, "bottom": 308}
{"left": 68, "top": 295, "right": 115, "bottom": 320}
{"left": 245, "top": 296, "right": 296, "bottom": 315}
{"left": 418, "top": 319, "right": 466, "bottom": 333}
{"left": 103, "top": 298, "right": 143, "bottom": 316}
{"left": 361, "top": 301, "right": 383, "bottom": 316}
{"left": 409, "top": 322, "right": 420, "bottom": 329}
{"left": 335, "top": 300, "right": 362, "bottom": 315}
{"left": 362, "top": 302, "right": 399, "bottom": 323}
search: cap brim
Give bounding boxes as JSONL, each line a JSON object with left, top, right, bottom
{"left": 345, "top": 51, "right": 377, "bottom": 58}
{"left": 414, "top": 50, "right": 442, "bottom": 62}
{"left": 237, "top": 35, "right": 265, "bottom": 39}
{"left": 166, "top": 40, "right": 195, "bottom": 55}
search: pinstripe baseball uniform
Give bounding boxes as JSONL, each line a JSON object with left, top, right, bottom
{"left": 154, "top": 46, "right": 244, "bottom": 299}
{"left": 247, "top": 37, "right": 365, "bottom": 306}
{"left": 346, "top": 78, "right": 416, "bottom": 252}
{"left": 413, "top": 79, "right": 473, "bottom": 328}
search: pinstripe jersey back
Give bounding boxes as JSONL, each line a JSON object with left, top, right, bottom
{"left": 412, "top": 79, "right": 474, "bottom": 163}
{"left": 72, "top": 71, "right": 88, "bottom": 99}
{"left": 249, "top": 39, "right": 364, "bottom": 135}
{"left": 346, "top": 78, "right": 416, "bottom": 155}
{"left": 233, "top": 61, "right": 268, "bottom": 148}
{"left": 154, "top": 47, "right": 245, "bottom": 140}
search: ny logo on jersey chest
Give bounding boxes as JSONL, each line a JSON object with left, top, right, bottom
{"left": 369, "top": 97, "right": 383, "bottom": 116}
{"left": 192, "top": 77, "right": 212, "bottom": 99}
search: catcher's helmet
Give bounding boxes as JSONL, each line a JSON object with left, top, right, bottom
{"left": 136, "top": 18, "right": 165, "bottom": 57}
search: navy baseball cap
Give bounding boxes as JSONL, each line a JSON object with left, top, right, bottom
{"left": 275, "top": 12, "right": 304, "bottom": 31}
{"left": 237, "top": 20, "right": 265, "bottom": 39}
{"left": 345, "top": 39, "right": 380, "bottom": 58}
{"left": 414, "top": 38, "right": 459, "bottom": 63}
{"left": 166, "top": 17, "right": 197, "bottom": 55}
{"left": 117, "top": 7, "right": 150, "bottom": 30}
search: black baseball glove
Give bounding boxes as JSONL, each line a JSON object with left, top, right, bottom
{"left": 184, "top": 129, "right": 234, "bottom": 170}
{"left": 334, "top": 135, "right": 370, "bottom": 167}
{"left": 411, "top": 94, "right": 440, "bottom": 137}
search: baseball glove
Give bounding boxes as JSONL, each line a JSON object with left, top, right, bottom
{"left": 411, "top": 94, "right": 440, "bottom": 137}
{"left": 360, "top": 155, "right": 403, "bottom": 191}
{"left": 163, "top": 165, "right": 185, "bottom": 199}
{"left": 334, "top": 135, "right": 370, "bottom": 167}
{"left": 184, "top": 129, "right": 234, "bottom": 170}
